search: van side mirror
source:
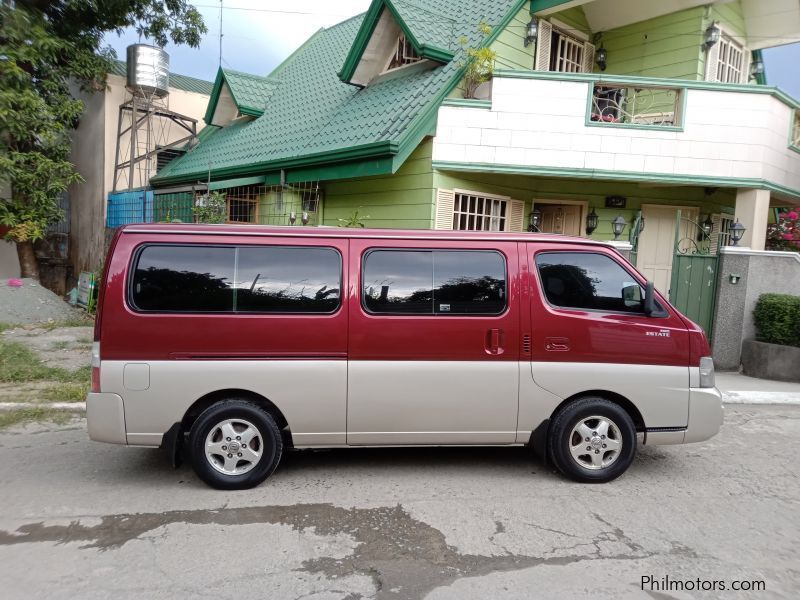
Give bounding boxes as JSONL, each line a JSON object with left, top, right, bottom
{"left": 644, "top": 281, "right": 656, "bottom": 316}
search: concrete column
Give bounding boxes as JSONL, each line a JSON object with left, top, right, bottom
{"left": 606, "top": 240, "right": 633, "bottom": 261}
{"left": 734, "top": 188, "right": 770, "bottom": 250}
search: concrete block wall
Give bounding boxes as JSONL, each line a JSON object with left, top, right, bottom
{"left": 711, "top": 247, "right": 800, "bottom": 370}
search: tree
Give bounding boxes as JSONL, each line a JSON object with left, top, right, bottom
{"left": 0, "top": 1, "right": 206, "bottom": 278}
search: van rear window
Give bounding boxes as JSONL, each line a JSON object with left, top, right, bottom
{"left": 362, "top": 249, "right": 506, "bottom": 315}
{"left": 130, "top": 244, "right": 341, "bottom": 313}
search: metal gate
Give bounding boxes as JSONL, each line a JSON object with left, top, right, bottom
{"left": 668, "top": 210, "right": 719, "bottom": 335}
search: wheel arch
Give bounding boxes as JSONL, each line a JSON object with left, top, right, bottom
{"left": 182, "top": 388, "right": 293, "bottom": 447}
{"left": 529, "top": 389, "right": 645, "bottom": 459}
{"left": 553, "top": 390, "right": 645, "bottom": 432}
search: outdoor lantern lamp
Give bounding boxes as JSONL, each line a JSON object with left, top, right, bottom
{"left": 750, "top": 57, "right": 765, "bottom": 78}
{"left": 289, "top": 211, "right": 297, "bottom": 225}
{"left": 702, "top": 214, "right": 714, "bottom": 237}
{"left": 612, "top": 215, "right": 627, "bottom": 240}
{"left": 729, "top": 219, "right": 746, "bottom": 246}
{"left": 301, "top": 211, "right": 309, "bottom": 225}
{"left": 528, "top": 208, "right": 542, "bottom": 232}
{"left": 524, "top": 18, "right": 538, "bottom": 47}
{"left": 585, "top": 208, "right": 599, "bottom": 236}
{"left": 596, "top": 46, "right": 608, "bottom": 71}
{"left": 704, "top": 24, "right": 721, "bottom": 48}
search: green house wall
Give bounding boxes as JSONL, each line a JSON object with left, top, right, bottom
{"left": 432, "top": 168, "right": 736, "bottom": 241}
{"left": 323, "top": 140, "right": 436, "bottom": 228}
{"left": 491, "top": 5, "right": 536, "bottom": 71}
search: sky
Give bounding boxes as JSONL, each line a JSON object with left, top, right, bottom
{"left": 103, "top": 0, "right": 800, "bottom": 98}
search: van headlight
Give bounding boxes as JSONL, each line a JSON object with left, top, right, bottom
{"left": 699, "top": 356, "right": 715, "bottom": 388}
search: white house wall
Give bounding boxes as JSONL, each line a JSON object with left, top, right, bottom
{"left": 433, "top": 76, "right": 800, "bottom": 196}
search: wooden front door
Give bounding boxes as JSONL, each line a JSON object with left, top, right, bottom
{"left": 538, "top": 204, "right": 581, "bottom": 236}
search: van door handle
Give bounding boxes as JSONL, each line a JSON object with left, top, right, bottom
{"left": 544, "top": 337, "right": 571, "bottom": 352}
{"left": 485, "top": 328, "right": 505, "bottom": 355}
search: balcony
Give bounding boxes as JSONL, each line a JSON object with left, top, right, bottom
{"left": 433, "top": 70, "right": 800, "bottom": 198}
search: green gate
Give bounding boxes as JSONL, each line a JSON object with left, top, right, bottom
{"left": 668, "top": 210, "right": 719, "bottom": 335}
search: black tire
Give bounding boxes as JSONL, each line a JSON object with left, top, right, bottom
{"left": 189, "top": 400, "right": 283, "bottom": 490}
{"left": 547, "top": 397, "right": 636, "bottom": 483}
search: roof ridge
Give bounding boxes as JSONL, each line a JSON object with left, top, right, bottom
{"left": 221, "top": 68, "right": 274, "bottom": 81}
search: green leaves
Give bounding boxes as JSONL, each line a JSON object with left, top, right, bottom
{"left": 0, "top": 2, "right": 206, "bottom": 248}
{"left": 753, "top": 294, "right": 800, "bottom": 348}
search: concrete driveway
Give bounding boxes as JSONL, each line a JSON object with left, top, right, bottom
{"left": 0, "top": 404, "right": 797, "bottom": 599}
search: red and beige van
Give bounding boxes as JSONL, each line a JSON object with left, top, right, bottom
{"left": 87, "top": 224, "right": 722, "bottom": 489}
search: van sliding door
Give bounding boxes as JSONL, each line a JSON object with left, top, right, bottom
{"left": 346, "top": 239, "right": 520, "bottom": 445}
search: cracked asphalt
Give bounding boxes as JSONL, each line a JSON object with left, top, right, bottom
{"left": 0, "top": 404, "right": 798, "bottom": 599}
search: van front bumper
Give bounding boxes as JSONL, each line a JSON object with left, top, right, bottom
{"left": 684, "top": 386, "right": 723, "bottom": 443}
{"left": 86, "top": 392, "right": 127, "bottom": 445}
{"left": 644, "top": 387, "right": 723, "bottom": 445}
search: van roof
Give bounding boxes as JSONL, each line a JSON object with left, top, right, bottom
{"left": 120, "top": 223, "right": 618, "bottom": 248}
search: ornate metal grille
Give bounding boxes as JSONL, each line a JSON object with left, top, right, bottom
{"left": 590, "top": 84, "right": 681, "bottom": 127}
{"left": 453, "top": 193, "right": 507, "bottom": 231}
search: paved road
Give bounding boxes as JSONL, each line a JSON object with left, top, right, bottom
{"left": 0, "top": 405, "right": 798, "bottom": 600}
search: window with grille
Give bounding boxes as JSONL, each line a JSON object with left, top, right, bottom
{"left": 387, "top": 34, "right": 422, "bottom": 71}
{"left": 716, "top": 35, "right": 745, "bottom": 83}
{"left": 228, "top": 198, "right": 258, "bottom": 223}
{"left": 453, "top": 192, "right": 507, "bottom": 231}
{"left": 550, "top": 29, "right": 585, "bottom": 73}
{"left": 792, "top": 111, "right": 800, "bottom": 148}
{"left": 301, "top": 189, "right": 320, "bottom": 213}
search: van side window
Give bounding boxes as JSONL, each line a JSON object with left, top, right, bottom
{"left": 235, "top": 246, "right": 340, "bottom": 313}
{"left": 132, "top": 245, "right": 236, "bottom": 312}
{"left": 536, "top": 252, "right": 645, "bottom": 313}
{"left": 363, "top": 250, "right": 506, "bottom": 315}
{"left": 131, "top": 245, "right": 341, "bottom": 313}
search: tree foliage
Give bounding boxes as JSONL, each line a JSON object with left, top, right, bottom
{"left": 0, "top": 1, "right": 206, "bottom": 274}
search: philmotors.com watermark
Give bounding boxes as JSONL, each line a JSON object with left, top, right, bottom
{"left": 642, "top": 575, "right": 766, "bottom": 592}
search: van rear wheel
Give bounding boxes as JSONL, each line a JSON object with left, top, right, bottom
{"left": 548, "top": 397, "right": 636, "bottom": 483}
{"left": 189, "top": 400, "right": 282, "bottom": 490}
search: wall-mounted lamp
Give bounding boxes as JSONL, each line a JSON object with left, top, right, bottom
{"left": 301, "top": 211, "right": 309, "bottom": 226}
{"left": 612, "top": 215, "right": 627, "bottom": 240}
{"left": 524, "top": 18, "right": 538, "bottom": 48}
{"left": 596, "top": 46, "right": 608, "bottom": 71}
{"left": 704, "top": 24, "right": 721, "bottom": 48}
{"left": 528, "top": 207, "right": 542, "bottom": 232}
{"left": 585, "top": 208, "right": 599, "bottom": 236}
{"left": 729, "top": 219, "right": 746, "bottom": 246}
{"left": 750, "top": 57, "right": 765, "bottom": 79}
{"left": 289, "top": 211, "right": 297, "bottom": 225}
{"left": 702, "top": 214, "right": 714, "bottom": 237}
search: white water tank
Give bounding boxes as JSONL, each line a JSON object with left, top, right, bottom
{"left": 126, "top": 44, "right": 170, "bottom": 98}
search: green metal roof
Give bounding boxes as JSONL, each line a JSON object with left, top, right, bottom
{"left": 152, "top": 0, "right": 524, "bottom": 186}
{"left": 109, "top": 60, "right": 213, "bottom": 95}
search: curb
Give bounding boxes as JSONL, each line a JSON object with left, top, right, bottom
{"left": 722, "top": 392, "right": 800, "bottom": 405}
{"left": 0, "top": 402, "right": 86, "bottom": 411}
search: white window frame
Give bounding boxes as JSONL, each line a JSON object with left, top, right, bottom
{"left": 453, "top": 190, "right": 510, "bottom": 232}
{"left": 705, "top": 24, "right": 750, "bottom": 84}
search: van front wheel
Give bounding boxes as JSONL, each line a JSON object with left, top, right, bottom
{"left": 189, "top": 400, "right": 283, "bottom": 490}
{"left": 548, "top": 397, "right": 636, "bottom": 483}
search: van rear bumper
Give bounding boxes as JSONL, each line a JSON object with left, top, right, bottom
{"left": 86, "top": 392, "right": 127, "bottom": 445}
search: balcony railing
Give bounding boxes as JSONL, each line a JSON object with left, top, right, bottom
{"left": 590, "top": 84, "right": 682, "bottom": 129}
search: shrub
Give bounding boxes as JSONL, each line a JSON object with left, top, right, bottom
{"left": 753, "top": 293, "right": 800, "bottom": 348}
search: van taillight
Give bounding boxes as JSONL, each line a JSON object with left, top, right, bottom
{"left": 91, "top": 342, "right": 101, "bottom": 393}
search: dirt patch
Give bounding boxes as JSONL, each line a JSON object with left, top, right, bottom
{"left": 0, "top": 279, "right": 87, "bottom": 325}
{"left": 3, "top": 326, "right": 93, "bottom": 372}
